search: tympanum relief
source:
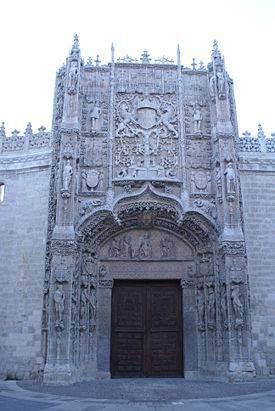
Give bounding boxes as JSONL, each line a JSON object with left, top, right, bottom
{"left": 114, "top": 93, "right": 180, "bottom": 181}
{"left": 101, "top": 230, "right": 192, "bottom": 261}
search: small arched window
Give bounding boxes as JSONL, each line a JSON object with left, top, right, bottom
{"left": 0, "top": 183, "right": 5, "bottom": 203}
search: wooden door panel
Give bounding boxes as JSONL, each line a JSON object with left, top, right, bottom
{"left": 149, "top": 331, "right": 182, "bottom": 376}
{"left": 111, "top": 281, "right": 183, "bottom": 378}
{"left": 149, "top": 286, "right": 180, "bottom": 330}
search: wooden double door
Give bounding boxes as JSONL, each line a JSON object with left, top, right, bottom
{"left": 111, "top": 280, "right": 183, "bottom": 378}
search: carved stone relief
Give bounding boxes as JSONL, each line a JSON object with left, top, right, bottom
{"left": 231, "top": 281, "right": 244, "bottom": 331}
{"left": 184, "top": 102, "right": 211, "bottom": 135}
{"left": 207, "top": 283, "right": 216, "bottom": 330}
{"left": 114, "top": 92, "right": 179, "bottom": 181}
{"left": 81, "top": 170, "right": 101, "bottom": 193}
{"left": 67, "top": 61, "right": 79, "bottom": 95}
{"left": 191, "top": 170, "right": 211, "bottom": 194}
{"left": 197, "top": 285, "right": 205, "bottom": 331}
{"left": 61, "top": 159, "right": 73, "bottom": 198}
{"left": 224, "top": 162, "right": 236, "bottom": 200}
{"left": 83, "top": 138, "right": 105, "bottom": 167}
{"left": 102, "top": 229, "right": 193, "bottom": 261}
{"left": 186, "top": 140, "right": 212, "bottom": 169}
{"left": 54, "top": 284, "right": 65, "bottom": 329}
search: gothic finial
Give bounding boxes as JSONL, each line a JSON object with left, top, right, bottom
{"left": 257, "top": 123, "right": 266, "bottom": 139}
{"left": 70, "top": 33, "right": 80, "bottom": 58}
{"left": 0, "top": 122, "right": 5, "bottom": 137}
{"left": 199, "top": 61, "right": 205, "bottom": 70}
{"left": 95, "top": 55, "right": 101, "bottom": 67}
{"left": 111, "top": 43, "right": 115, "bottom": 64}
{"left": 191, "top": 58, "right": 197, "bottom": 70}
{"left": 85, "top": 57, "right": 93, "bottom": 67}
{"left": 25, "top": 122, "right": 33, "bottom": 135}
{"left": 140, "top": 50, "right": 151, "bottom": 64}
{"left": 212, "top": 39, "right": 222, "bottom": 60}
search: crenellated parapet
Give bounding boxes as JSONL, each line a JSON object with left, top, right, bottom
{"left": 0, "top": 122, "right": 51, "bottom": 154}
{"left": 239, "top": 124, "right": 275, "bottom": 153}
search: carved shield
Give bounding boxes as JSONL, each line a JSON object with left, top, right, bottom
{"left": 136, "top": 108, "right": 157, "bottom": 129}
{"left": 86, "top": 170, "right": 99, "bottom": 189}
{"left": 194, "top": 172, "right": 208, "bottom": 190}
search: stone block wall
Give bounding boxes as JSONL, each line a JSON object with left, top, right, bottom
{"left": 0, "top": 150, "right": 51, "bottom": 379}
{"left": 240, "top": 154, "right": 275, "bottom": 375}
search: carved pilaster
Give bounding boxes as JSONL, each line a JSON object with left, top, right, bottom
{"left": 219, "top": 240, "right": 255, "bottom": 381}
{"left": 44, "top": 239, "right": 79, "bottom": 384}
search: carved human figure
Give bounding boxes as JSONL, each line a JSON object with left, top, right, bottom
{"left": 159, "top": 105, "right": 178, "bottom": 137}
{"left": 220, "top": 285, "right": 228, "bottom": 329}
{"left": 116, "top": 104, "right": 134, "bottom": 136}
{"left": 193, "top": 103, "right": 203, "bottom": 133}
{"left": 62, "top": 159, "right": 73, "bottom": 192}
{"left": 108, "top": 237, "right": 121, "bottom": 258}
{"left": 67, "top": 61, "right": 78, "bottom": 94}
{"left": 90, "top": 102, "right": 102, "bottom": 130}
{"left": 207, "top": 286, "right": 216, "bottom": 329}
{"left": 231, "top": 283, "right": 244, "bottom": 328}
{"left": 224, "top": 162, "right": 236, "bottom": 195}
{"left": 216, "top": 68, "right": 226, "bottom": 99}
{"left": 54, "top": 284, "right": 65, "bottom": 327}
{"left": 209, "top": 75, "right": 215, "bottom": 100}
{"left": 136, "top": 232, "right": 152, "bottom": 258}
{"left": 160, "top": 236, "right": 176, "bottom": 257}
{"left": 197, "top": 287, "right": 205, "bottom": 330}
{"left": 80, "top": 286, "right": 89, "bottom": 328}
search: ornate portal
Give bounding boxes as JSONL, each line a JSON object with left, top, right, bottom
{"left": 40, "top": 37, "right": 256, "bottom": 385}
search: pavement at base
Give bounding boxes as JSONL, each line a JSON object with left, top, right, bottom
{"left": 0, "top": 378, "right": 275, "bottom": 410}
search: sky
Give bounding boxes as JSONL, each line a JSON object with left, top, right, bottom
{"left": 0, "top": 0, "right": 274, "bottom": 136}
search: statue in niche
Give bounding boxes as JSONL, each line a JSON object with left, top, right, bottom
{"left": 62, "top": 159, "right": 73, "bottom": 192}
{"left": 67, "top": 61, "right": 78, "bottom": 95}
{"left": 215, "top": 167, "right": 223, "bottom": 201}
{"left": 54, "top": 284, "right": 65, "bottom": 328}
{"left": 90, "top": 102, "right": 102, "bottom": 131}
{"left": 135, "top": 232, "right": 152, "bottom": 259}
{"left": 80, "top": 285, "right": 89, "bottom": 329}
{"left": 197, "top": 287, "right": 205, "bottom": 331}
{"left": 209, "top": 75, "right": 216, "bottom": 100}
{"left": 80, "top": 284, "right": 97, "bottom": 330}
{"left": 231, "top": 282, "right": 244, "bottom": 329}
{"left": 224, "top": 162, "right": 236, "bottom": 196}
{"left": 193, "top": 103, "right": 203, "bottom": 133}
{"left": 207, "top": 285, "right": 216, "bottom": 329}
{"left": 160, "top": 235, "right": 176, "bottom": 258}
{"left": 216, "top": 67, "right": 226, "bottom": 99}
{"left": 220, "top": 285, "right": 228, "bottom": 329}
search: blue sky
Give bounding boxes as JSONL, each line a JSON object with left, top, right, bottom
{"left": 0, "top": 0, "right": 274, "bottom": 135}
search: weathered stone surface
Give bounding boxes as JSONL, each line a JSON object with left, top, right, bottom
{"left": 0, "top": 38, "right": 274, "bottom": 384}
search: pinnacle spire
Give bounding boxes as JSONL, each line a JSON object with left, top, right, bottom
{"left": 212, "top": 39, "right": 222, "bottom": 59}
{"left": 111, "top": 43, "right": 115, "bottom": 64}
{"left": 70, "top": 33, "right": 80, "bottom": 58}
{"left": 177, "top": 44, "right": 181, "bottom": 67}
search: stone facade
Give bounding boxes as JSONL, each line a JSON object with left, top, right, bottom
{"left": 0, "top": 36, "right": 274, "bottom": 383}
